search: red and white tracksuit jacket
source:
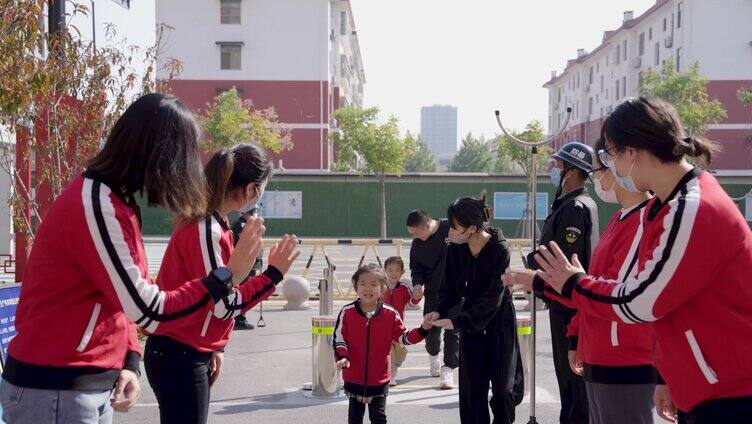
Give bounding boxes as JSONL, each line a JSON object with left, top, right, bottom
{"left": 3, "top": 174, "right": 234, "bottom": 391}
{"left": 384, "top": 281, "right": 420, "bottom": 320}
{"left": 552, "top": 168, "right": 752, "bottom": 412}
{"left": 153, "top": 211, "right": 283, "bottom": 353}
{"left": 565, "top": 201, "right": 656, "bottom": 384}
{"left": 333, "top": 300, "right": 428, "bottom": 397}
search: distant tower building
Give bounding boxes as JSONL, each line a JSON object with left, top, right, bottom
{"left": 420, "top": 105, "right": 458, "bottom": 171}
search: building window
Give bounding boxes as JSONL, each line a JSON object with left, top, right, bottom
{"left": 597, "top": 62, "right": 600, "bottom": 72}
{"left": 340, "top": 11, "right": 348, "bottom": 35}
{"left": 623, "top": 40, "right": 627, "bottom": 61}
{"left": 615, "top": 80, "right": 619, "bottom": 100}
{"left": 576, "top": 72, "right": 580, "bottom": 89}
{"left": 621, "top": 76, "right": 627, "bottom": 98}
{"left": 663, "top": 17, "right": 667, "bottom": 31}
{"left": 558, "top": 87, "right": 562, "bottom": 102}
{"left": 340, "top": 54, "right": 348, "bottom": 77}
{"left": 219, "top": 43, "right": 242, "bottom": 70}
{"left": 589, "top": 67, "right": 594, "bottom": 85}
{"left": 649, "top": 27, "right": 653, "bottom": 40}
{"left": 678, "top": 2, "right": 683, "bottom": 28}
{"left": 676, "top": 47, "right": 682, "bottom": 71}
{"left": 600, "top": 74, "right": 604, "bottom": 92}
{"left": 220, "top": 0, "right": 241, "bottom": 25}
{"left": 639, "top": 33, "right": 645, "bottom": 56}
{"left": 111, "top": 0, "right": 130, "bottom": 8}
{"left": 588, "top": 97, "right": 593, "bottom": 116}
{"left": 655, "top": 42, "right": 660, "bottom": 65}
{"left": 615, "top": 45, "right": 621, "bottom": 65}
{"left": 638, "top": 71, "right": 644, "bottom": 87}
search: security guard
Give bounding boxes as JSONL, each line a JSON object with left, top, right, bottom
{"left": 528, "top": 141, "right": 599, "bottom": 424}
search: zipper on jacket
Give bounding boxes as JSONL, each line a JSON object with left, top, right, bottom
{"left": 363, "top": 315, "right": 372, "bottom": 398}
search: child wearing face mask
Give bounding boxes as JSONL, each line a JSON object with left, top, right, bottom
{"left": 143, "top": 144, "right": 301, "bottom": 424}
{"left": 425, "top": 192, "right": 524, "bottom": 424}
{"left": 333, "top": 264, "right": 432, "bottom": 424}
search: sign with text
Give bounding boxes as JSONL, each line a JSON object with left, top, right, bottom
{"left": 260, "top": 191, "right": 303, "bottom": 219}
{"left": 493, "top": 192, "right": 548, "bottom": 220}
{"left": 0, "top": 286, "right": 21, "bottom": 366}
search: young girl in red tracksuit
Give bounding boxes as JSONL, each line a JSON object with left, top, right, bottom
{"left": 515, "top": 98, "right": 752, "bottom": 424}
{"left": 537, "top": 137, "right": 657, "bottom": 424}
{"left": 383, "top": 256, "right": 422, "bottom": 386}
{"left": 144, "top": 144, "right": 300, "bottom": 424}
{"left": 333, "top": 264, "right": 432, "bottom": 424}
{"left": 0, "top": 94, "right": 264, "bottom": 424}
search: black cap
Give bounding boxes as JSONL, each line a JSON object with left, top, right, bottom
{"left": 552, "top": 142, "right": 594, "bottom": 173}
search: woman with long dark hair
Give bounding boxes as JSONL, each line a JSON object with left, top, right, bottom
{"left": 0, "top": 94, "right": 264, "bottom": 424}
{"left": 144, "top": 143, "right": 299, "bottom": 424}
{"left": 506, "top": 97, "right": 752, "bottom": 423}
{"left": 426, "top": 192, "right": 523, "bottom": 424}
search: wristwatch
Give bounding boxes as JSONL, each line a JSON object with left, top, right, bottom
{"left": 210, "top": 267, "right": 234, "bottom": 290}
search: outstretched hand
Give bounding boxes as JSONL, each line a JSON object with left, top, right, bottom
{"left": 533, "top": 242, "right": 586, "bottom": 293}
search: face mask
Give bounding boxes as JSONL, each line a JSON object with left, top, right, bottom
{"left": 607, "top": 153, "right": 641, "bottom": 193}
{"left": 238, "top": 185, "right": 260, "bottom": 214}
{"left": 550, "top": 167, "right": 563, "bottom": 187}
{"left": 448, "top": 227, "right": 472, "bottom": 245}
{"left": 594, "top": 173, "right": 618, "bottom": 204}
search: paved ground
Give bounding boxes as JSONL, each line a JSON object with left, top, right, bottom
{"left": 115, "top": 240, "right": 664, "bottom": 423}
{"left": 118, "top": 300, "right": 564, "bottom": 424}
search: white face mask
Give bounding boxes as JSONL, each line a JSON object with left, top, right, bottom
{"left": 594, "top": 172, "right": 618, "bottom": 204}
{"left": 448, "top": 227, "right": 472, "bottom": 245}
{"left": 238, "top": 185, "right": 261, "bottom": 214}
{"left": 604, "top": 152, "right": 641, "bottom": 193}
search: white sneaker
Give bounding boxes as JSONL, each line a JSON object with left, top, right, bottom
{"left": 440, "top": 366, "right": 455, "bottom": 389}
{"left": 389, "top": 368, "right": 398, "bottom": 386}
{"left": 429, "top": 355, "right": 441, "bottom": 377}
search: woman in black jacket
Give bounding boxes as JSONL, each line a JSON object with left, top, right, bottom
{"left": 426, "top": 192, "right": 524, "bottom": 424}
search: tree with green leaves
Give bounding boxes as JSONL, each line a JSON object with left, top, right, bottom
{"left": 495, "top": 120, "right": 551, "bottom": 175}
{"left": 738, "top": 87, "right": 752, "bottom": 141}
{"left": 405, "top": 133, "right": 438, "bottom": 172}
{"left": 638, "top": 60, "right": 727, "bottom": 136}
{"left": 331, "top": 107, "right": 416, "bottom": 237}
{"left": 0, "top": 1, "right": 179, "bottom": 238}
{"left": 199, "top": 88, "right": 292, "bottom": 154}
{"left": 449, "top": 133, "right": 494, "bottom": 172}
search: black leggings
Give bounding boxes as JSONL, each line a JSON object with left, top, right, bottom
{"left": 144, "top": 335, "right": 213, "bottom": 424}
{"left": 348, "top": 396, "right": 387, "bottom": 424}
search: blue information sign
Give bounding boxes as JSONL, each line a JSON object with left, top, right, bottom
{"left": 493, "top": 192, "right": 549, "bottom": 220}
{"left": 0, "top": 286, "right": 21, "bottom": 366}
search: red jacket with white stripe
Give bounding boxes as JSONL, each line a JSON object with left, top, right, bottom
{"left": 565, "top": 202, "right": 656, "bottom": 384}
{"left": 384, "top": 281, "right": 420, "bottom": 320}
{"left": 333, "top": 300, "right": 428, "bottom": 397}
{"left": 557, "top": 168, "right": 752, "bottom": 412}
{"left": 3, "top": 174, "right": 234, "bottom": 391}
{"left": 154, "top": 212, "right": 283, "bottom": 352}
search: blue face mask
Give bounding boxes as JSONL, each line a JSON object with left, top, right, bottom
{"left": 550, "top": 167, "right": 562, "bottom": 187}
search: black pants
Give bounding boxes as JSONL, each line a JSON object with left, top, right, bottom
{"left": 144, "top": 335, "right": 213, "bottom": 424}
{"left": 348, "top": 396, "right": 387, "bottom": 424}
{"left": 424, "top": 292, "right": 460, "bottom": 368}
{"left": 458, "top": 302, "right": 524, "bottom": 424}
{"left": 678, "top": 396, "right": 752, "bottom": 424}
{"left": 549, "top": 307, "right": 588, "bottom": 424}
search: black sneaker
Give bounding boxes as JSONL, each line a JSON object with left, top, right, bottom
{"left": 234, "top": 316, "right": 255, "bottom": 330}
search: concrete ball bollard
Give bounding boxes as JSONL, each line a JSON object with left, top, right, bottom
{"left": 282, "top": 276, "right": 311, "bottom": 310}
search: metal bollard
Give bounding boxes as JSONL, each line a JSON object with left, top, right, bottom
{"left": 319, "top": 265, "right": 335, "bottom": 316}
{"left": 306, "top": 316, "right": 341, "bottom": 398}
{"left": 516, "top": 312, "right": 533, "bottom": 397}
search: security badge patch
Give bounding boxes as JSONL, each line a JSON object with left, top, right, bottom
{"left": 565, "top": 227, "right": 582, "bottom": 244}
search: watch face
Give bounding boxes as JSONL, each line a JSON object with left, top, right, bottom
{"left": 215, "top": 267, "right": 232, "bottom": 283}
